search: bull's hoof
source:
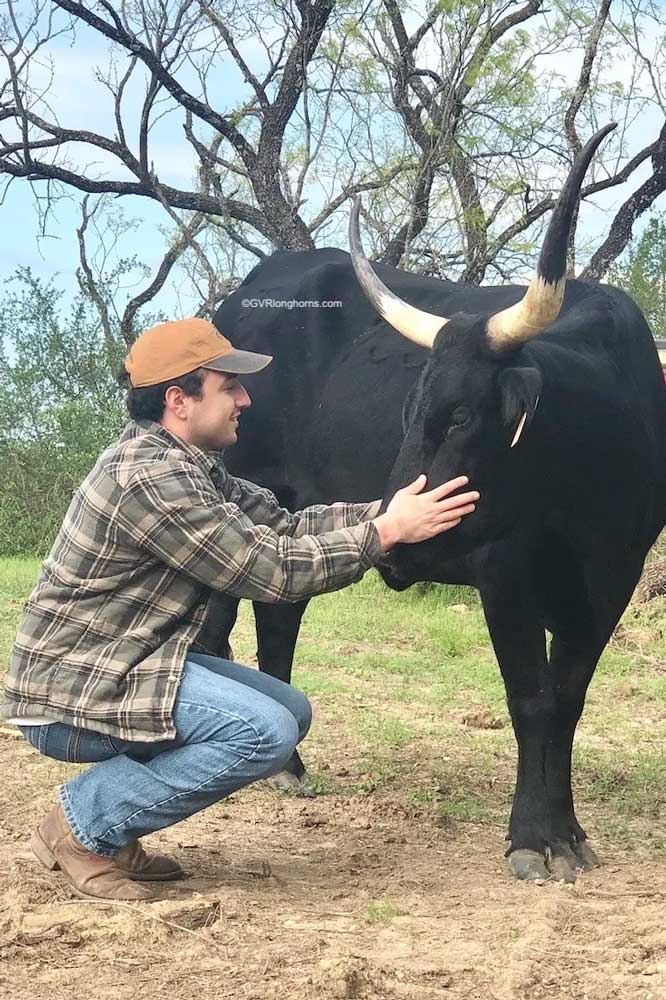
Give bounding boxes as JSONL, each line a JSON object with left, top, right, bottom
{"left": 548, "top": 845, "right": 579, "bottom": 883}
{"left": 573, "top": 839, "right": 601, "bottom": 870}
{"left": 547, "top": 839, "right": 601, "bottom": 881}
{"left": 266, "top": 770, "right": 316, "bottom": 797}
{"left": 509, "top": 840, "right": 601, "bottom": 882}
{"left": 509, "top": 849, "right": 550, "bottom": 882}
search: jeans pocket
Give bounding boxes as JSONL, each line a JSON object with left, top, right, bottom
{"left": 18, "top": 723, "right": 117, "bottom": 763}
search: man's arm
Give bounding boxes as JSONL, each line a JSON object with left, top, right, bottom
{"left": 218, "top": 466, "right": 381, "bottom": 537}
{"left": 117, "top": 459, "right": 382, "bottom": 604}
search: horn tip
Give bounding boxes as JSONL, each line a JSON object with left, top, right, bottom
{"left": 593, "top": 122, "right": 618, "bottom": 147}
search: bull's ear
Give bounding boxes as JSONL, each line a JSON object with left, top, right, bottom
{"left": 401, "top": 382, "right": 419, "bottom": 433}
{"left": 499, "top": 367, "right": 542, "bottom": 447}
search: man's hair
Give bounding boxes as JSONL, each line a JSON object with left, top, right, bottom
{"left": 117, "top": 367, "right": 206, "bottom": 421}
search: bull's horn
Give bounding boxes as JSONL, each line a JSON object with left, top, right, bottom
{"left": 487, "top": 123, "right": 617, "bottom": 350}
{"left": 349, "top": 199, "right": 447, "bottom": 349}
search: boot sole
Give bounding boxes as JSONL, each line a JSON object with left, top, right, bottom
{"left": 126, "top": 869, "right": 186, "bottom": 882}
{"left": 68, "top": 883, "right": 160, "bottom": 901}
{"left": 31, "top": 827, "right": 185, "bottom": 881}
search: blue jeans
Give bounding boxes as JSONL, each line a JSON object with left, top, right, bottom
{"left": 18, "top": 654, "right": 311, "bottom": 857}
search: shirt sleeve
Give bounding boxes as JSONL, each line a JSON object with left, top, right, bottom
{"left": 117, "top": 459, "right": 382, "bottom": 604}
{"left": 218, "top": 466, "right": 382, "bottom": 537}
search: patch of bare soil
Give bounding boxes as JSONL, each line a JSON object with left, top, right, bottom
{"left": 1, "top": 726, "right": 666, "bottom": 1000}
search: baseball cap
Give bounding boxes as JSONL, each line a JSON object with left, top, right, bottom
{"left": 125, "top": 317, "right": 272, "bottom": 388}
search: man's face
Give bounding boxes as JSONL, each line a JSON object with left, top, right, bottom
{"left": 170, "top": 369, "right": 252, "bottom": 451}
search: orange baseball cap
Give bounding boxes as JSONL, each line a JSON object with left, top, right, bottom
{"left": 125, "top": 317, "right": 272, "bottom": 388}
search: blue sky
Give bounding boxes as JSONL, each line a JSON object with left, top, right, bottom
{"left": 0, "top": 18, "right": 244, "bottom": 316}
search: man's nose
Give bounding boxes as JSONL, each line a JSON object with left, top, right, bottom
{"left": 236, "top": 386, "right": 251, "bottom": 408}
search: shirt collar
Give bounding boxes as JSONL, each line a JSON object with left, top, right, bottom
{"left": 122, "top": 419, "right": 222, "bottom": 478}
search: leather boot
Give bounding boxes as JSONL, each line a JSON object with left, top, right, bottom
{"left": 30, "top": 802, "right": 164, "bottom": 900}
{"left": 114, "top": 840, "right": 186, "bottom": 882}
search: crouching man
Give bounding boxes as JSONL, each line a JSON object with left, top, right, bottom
{"left": 0, "top": 318, "right": 478, "bottom": 901}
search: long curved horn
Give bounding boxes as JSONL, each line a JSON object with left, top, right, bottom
{"left": 487, "top": 123, "right": 617, "bottom": 350}
{"left": 349, "top": 199, "right": 447, "bottom": 349}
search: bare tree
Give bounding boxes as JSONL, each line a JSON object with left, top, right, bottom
{"left": 75, "top": 194, "right": 228, "bottom": 345}
{"left": 340, "top": 0, "right": 666, "bottom": 282}
{"left": 1, "top": 0, "right": 666, "bottom": 296}
{"left": 0, "top": 0, "right": 389, "bottom": 253}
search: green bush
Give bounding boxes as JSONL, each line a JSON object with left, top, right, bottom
{"left": 0, "top": 269, "right": 126, "bottom": 555}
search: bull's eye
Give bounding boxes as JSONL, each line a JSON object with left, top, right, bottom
{"left": 441, "top": 406, "right": 471, "bottom": 441}
{"left": 450, "top": 406, "right": 471, "bottom": 427}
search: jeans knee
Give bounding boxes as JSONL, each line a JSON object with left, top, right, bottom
{"left": 261, "top": 704, "right": 300, "bottom": 765}
{"left": 292, "top": 691, "right": 313, "bottom": 742}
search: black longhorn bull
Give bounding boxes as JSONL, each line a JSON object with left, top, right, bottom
{"left": 210, "top": 125, "right": 666, "bottom": 882}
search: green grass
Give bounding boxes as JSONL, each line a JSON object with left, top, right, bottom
{"left": 0, "top": 557, "right": 40, "bottom": 677}
{"left": 365, "top": 900, "right": 403, "bottom": 924}
{"left": 358, "top": 714, "right": 415, "bottom": 747}
{"left": 295, "top": 669, "right": 350, "bottom": 697}
{"left": 2, "top": 558, "right": 666, "bottom": 853}
{"left": 574, "top": 746, "right": 666, "bottom": 817}
{"left": 412, "top": 784, "right": 502, "bottom": 826}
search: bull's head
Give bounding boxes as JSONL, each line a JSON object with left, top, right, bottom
{"left": 349, "top": 125, "right": 616, "bottom": 586}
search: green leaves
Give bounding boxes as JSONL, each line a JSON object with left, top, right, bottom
{"left": 610, "top": 214, "right": 666, "bottom": 334}
{"left": 0, "top": 269, "right": 127, "bottom": 555}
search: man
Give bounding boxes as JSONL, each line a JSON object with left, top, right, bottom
{"left": 1, "top": 317, "right": 478, "bottom": 902}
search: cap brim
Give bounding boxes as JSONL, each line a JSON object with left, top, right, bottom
{"left": 203, "top": 349, "right": 272, "bottom": 375}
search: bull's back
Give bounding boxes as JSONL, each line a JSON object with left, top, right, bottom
{"left": 215, "top": 251, "right": 427, "bottom": 506}
{"left": 216, "top": 253, "right": 666, "bottom": 528}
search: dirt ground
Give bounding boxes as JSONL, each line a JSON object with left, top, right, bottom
{"left": 2, "top": 723, "right": 666, "bottom": 1000}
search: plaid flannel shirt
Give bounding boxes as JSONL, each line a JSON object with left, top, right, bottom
{"left": 1, "top": 420, "right": 382, "bottom": 740}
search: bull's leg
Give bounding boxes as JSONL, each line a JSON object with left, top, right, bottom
{"left": 481, "top": 585, "right": 555, "bottom": 880}
{"left": 200, "top": 592, "right": 241, "bottom": 659}
{"left": 482, "top": 549, "right": 644, "bottom": 882}
{"left": 539, "top": 559, "right": 645, "bottom": 881}
{"left": 252, "top": 599, "right": 312, "bottom": 795}
{"left": 252, "top": 599, "right": 310, "bottom": 685}
{"left": 537, "top": 634, "right": 604, "bottom": 881}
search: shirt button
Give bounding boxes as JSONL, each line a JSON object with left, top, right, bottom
{"left": 168, "top": 674, "right": 179, "bottom": 682}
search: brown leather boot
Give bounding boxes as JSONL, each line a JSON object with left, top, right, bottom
{"left": 114, "top": 840, "right": 186, "bottom": 882}
{"left": 30, "top": 803, "right": 169, "bottom": 900}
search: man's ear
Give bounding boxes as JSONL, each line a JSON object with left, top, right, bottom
{"left": 498, "top": 367, "right": 542, "bottom": 448}
{"left": 164, "top": 384, "right": 187, "bottom": 418}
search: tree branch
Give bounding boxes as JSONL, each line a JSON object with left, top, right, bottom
{"left": 76, "top": 195, "right": 115, "bottom": 348}
{"left": 581, "top": 121, "right": 666, "bottom": 281}
{"left": 52, "top": 0, "right": 258, "bottom": 169}
{"left": 563, "top": 0, "right": 611, "bottom": 273}
{"left": 0, "top": 155, "right": 281, "bottom": 242}
{"left": 200, "top": 3, "right": 269, "bottom": 110}
{"left": 120, "top": 212, "right": 208, "bottom": 344}
{"left": 308, "top": 163, "right": 409, "bottom": 233}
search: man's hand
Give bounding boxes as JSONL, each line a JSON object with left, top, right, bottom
{"left": 372, "top": 475, "right": 479, "bottom": 552}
